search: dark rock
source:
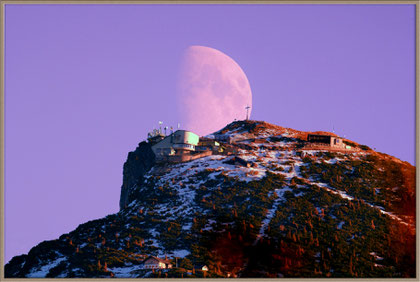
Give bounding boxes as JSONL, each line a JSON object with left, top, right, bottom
{"left": 119, "top": 141, "right": 155, "bottom": 210}
{"left": 5, "top": 254, "right": 28, "bottom": 277}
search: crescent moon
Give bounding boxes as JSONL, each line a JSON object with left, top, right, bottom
{"left": 176, "top": 45, "right": 252, "bottom": 136}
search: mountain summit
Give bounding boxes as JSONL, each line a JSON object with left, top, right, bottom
{"left": 5, "top": 120, "right": 415, "bottom": 278}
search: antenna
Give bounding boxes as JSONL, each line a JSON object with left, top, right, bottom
{"left": 245, "top": 105, "right": 251, "bottom": 120}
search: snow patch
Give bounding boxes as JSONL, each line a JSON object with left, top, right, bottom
{"left": 170, "top": 249, "right": 190, "bottom": 258}
{"left": 253, "top": 186, "right": 293, "bottom": 245}
{"left": 26, "top": 257, "right": 67, "bottom": 278}
{"left": 108, "top": 265, "right": 144, "bottom": 278}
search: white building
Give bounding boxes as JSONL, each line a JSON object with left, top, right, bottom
{"left": 151, "top": 130, "right": 199, "bottom": 157}
{"left": 142, "top": 256, "right": 173, "bottom": 269}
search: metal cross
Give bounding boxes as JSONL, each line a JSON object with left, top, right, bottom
{"left": 245, "top": 105, "right": 251, "bottom": 120}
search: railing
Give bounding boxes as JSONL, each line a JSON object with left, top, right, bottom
{"left": 155, "top": 150, "right": 213, "bottom": 163}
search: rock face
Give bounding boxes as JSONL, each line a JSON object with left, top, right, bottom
{"left": 4, "top": 120, "right": 416, "bottom": 278}
{"left": 119, "top": 141, "right": 156, "bottom": 210}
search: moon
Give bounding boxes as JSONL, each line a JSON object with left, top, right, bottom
{"left": 176, "top": 45, "right": 252, "bottom": 136}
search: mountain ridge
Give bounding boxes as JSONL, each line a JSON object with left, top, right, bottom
{"left": 5, "top": 120, "right": 416, "bottom": 278}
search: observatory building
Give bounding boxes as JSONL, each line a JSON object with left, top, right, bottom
{"left": 151, "top": 130, "right": 199, "bottom": 157}
{"left": 147, "top": 124, "right": 232, "bottom": 163}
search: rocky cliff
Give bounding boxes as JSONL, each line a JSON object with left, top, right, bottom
{"left": 119, "top": 141, "right": 155, "bottom": 210}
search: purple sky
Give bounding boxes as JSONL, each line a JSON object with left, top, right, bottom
{"left": 5, "top": 4, "right": 415, "bottom": 263}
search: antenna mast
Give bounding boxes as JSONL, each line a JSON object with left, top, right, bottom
{"left": 159, "top": 121, "right": 163, "bottom": 134}
{"left": 245, "top": 105, "right": 251, "bottom": 120}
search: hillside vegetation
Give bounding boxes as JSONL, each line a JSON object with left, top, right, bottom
{"left": 5, "top": 120, "right": 415, "bottom": 278}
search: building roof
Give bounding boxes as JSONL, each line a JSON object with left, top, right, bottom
{"left": 143, "top": 255, "right": 172, "bottom": 264}
{"left": 308, "top": 132, "right": 340, "bottom": 137}
{"left": 308, "top": 133, "right": 342, "bottom": 139}
{"left": 152, "top": 130, "right": 199, "bottom": 146}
